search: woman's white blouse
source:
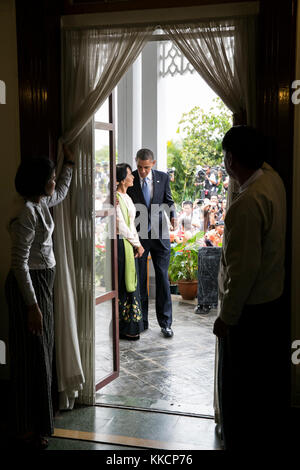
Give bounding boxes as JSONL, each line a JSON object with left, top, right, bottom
{"left": 116, "top": 192, "right": 141, "bottom": 249}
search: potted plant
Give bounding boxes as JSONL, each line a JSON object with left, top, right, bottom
{"left": 168, "top": 232, "right": 203, "bottom": 300}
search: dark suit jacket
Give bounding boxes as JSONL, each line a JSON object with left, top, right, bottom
{"left": 127, "top": 169, "right": 176, "bottom": 241}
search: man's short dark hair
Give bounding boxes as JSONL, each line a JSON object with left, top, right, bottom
{"left": 136, "top": 148, "right": 154, "bottom": 161}
{"left": 15, "top": 157, "right": 55, "bottom": 198}
{"left": 182, "top": 201, "right": 193, "bottom": 208}
{"left": 116, "top": 163, "right": 132, "bottom": 183}
{"left": 222, "top": 125, "right": 264, "bottom": 170}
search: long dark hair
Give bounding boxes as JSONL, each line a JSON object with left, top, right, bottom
{"left": 15, "top": 157, "right": 55, "bottom": 198}
{"left": 116, "top": 163, "right": 132, "bottom": 184}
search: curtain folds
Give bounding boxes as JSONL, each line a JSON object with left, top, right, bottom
{"left": 53, "top": 26, "right": 154, "bottom": 408}
{"left": 163, "top": 17, "right": 257, "bottom": 126}
{"left": 163, "top": 17, "right": 257, "bottom": 425}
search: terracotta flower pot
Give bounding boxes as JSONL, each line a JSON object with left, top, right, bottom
{"left": 177, "top": 280, "right": 198, "bottom": 300}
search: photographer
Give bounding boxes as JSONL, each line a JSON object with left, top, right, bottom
{"left": 194, "top": 165, "right": 206, "bottom": 199}
{"left": 204, "top": 167, "right": 217, "bottom": 198}
{"left": 178, "top": 201, "right": 193, "bottom": 232}
{"left": 217, "top": 198, "right": 227, "bottom": 221}
{"left": 208, "top": 199, "right": 218, "bottom": 229}
{"left": 191, "top": 199, "right": 204, "bottom": 232}
{"left": 167, "top": 167, "right": 175, "bottom": 182}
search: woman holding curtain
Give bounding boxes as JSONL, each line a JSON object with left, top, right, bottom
{"left": 5, "top": 146, "right": 75, "bottom": 450}
{"left": 116, "top": 163, "right": 144, "bottom": 340}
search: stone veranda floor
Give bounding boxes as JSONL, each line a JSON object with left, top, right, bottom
{"left": 46, "top": 300, "right": 220, "bottom": 451}
{"left": 96, "top": 296, "right": 217, "bottom": 416}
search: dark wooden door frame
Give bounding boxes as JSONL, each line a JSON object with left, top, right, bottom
{"left": 15, "top": 0, "right": 297, "bottom": 412}
{"left": 95, "top": 93, "right": 120, "bottom": 391}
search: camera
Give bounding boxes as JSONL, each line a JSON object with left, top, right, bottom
{"left": 167, "top": 167, "right": 175, "bottom": 182}
{"left": 215, "top": 165, "right": 226, "bottom": 176}
{"left": 195, "top": 165, "right": 206, "bottom": 183}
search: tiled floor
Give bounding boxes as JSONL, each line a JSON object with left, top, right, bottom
{"left": 49, "top": 405, "right": 221, "bottom": 450}
{"left": 96, "top": 296, "right": 217, "bottom": 416}
{"left": 48, "top": 296, "right": 221, "bottom": 451}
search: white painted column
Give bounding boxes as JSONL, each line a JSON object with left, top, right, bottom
{"left": 141, "top": 41, "right": 168, "bottom": 171}
{"left": 117, "top": 56, "right": 142, "bottom": 170}
{"left": 157, "top": 55, "right": 168, "bottom": 172}
{"left": 141, "top": 42, "right": 158, "bottom": 165}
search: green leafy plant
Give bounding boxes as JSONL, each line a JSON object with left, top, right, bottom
{"left": 168, "top": 231, "right": 204, "bottom": 282}
{"left": 167, "top": 97, "right": 232, "bottom": 205}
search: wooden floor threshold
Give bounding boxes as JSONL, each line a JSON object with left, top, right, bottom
{"left": 53, "top": 428, "right": 202, "bottom": 450}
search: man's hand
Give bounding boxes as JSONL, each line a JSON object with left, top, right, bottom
{"left": 213, "top": 316, "right": 229, "bottom": 338}
{"left": 135, "top": 245, "right": 145, "bottom": 258}
{"left": 171, "top": 218, "right": 178, "bottom": 231}
{"left": 27, "top": 303, "right": 43, "bottom": 336}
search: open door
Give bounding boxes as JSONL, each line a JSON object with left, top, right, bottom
{"left": 94, "top": 92, "right": 119, "bottom": 391}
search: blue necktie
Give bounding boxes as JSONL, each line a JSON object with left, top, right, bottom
{"left": 142, "top": 177, "right": 151, "bottom": 232}
{"left": 142, "top": 177, "right": 151, "bottom": 208}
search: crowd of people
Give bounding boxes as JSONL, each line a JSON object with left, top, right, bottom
{"left": 170, "top": 165, "right": 228, "bottom": 247}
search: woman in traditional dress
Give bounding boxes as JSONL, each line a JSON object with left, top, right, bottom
{"left": 116, "top": 163, "right": 144, "bottom": 340}
{"left": 5, "top": 146, "right": 74, "bottom": 450}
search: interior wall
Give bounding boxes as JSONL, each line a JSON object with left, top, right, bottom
{"left": 0, "top": 0, "right": 20, "bottom": 380}
{"left": 292, "top": 0, "right": 300, "bottom": 407}
{"left": 62, "top": 0, "right": 258, "bottom": 16}
{"left": 15, "top": 0, "right": 62, "bottom": 162}
{"left": 256, "top": 0, "right": 297, "bottom": 410}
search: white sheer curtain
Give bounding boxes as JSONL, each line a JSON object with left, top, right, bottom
{"left": 53, "top": 26, "right": 154, "bottom": 408}
{"left": 163, "top": 16, "right": 257, "bottom": 424}
{"left": 163, "top": 17, "right": 257, "bottom": 127}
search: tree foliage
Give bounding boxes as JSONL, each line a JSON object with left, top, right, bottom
{"left": 167, "top": 97, "right": 232, "bottom": 204}
{"left": 95, "top": 145, "right": 109, "bottom": 164}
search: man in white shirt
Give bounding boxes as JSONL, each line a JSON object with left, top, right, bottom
{"left": 178, "top": 201, "right": 193, "bottom": 232}
{"left": 213, "top": 126, "right": 287, "bottom": 450}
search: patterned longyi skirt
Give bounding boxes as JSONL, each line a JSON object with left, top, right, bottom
{"left": 5, "top": 268, "right": 56, "bottom": 437}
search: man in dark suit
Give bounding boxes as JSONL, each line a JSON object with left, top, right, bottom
{"left": 127, "top": 148, "right": 177, "bottom": 338}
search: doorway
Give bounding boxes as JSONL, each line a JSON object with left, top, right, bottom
{"left": 93, "top": 38, "right": 231, "bottom": 418}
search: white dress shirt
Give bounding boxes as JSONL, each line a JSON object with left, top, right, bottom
{"left": 239, "top": 168, "right": 263, "bottom": 193}
{"left": 218, "top": 162, "right": 286, "bottom": 325}
{"left": 139, "top": 170, "right": 153, "bottom": 200}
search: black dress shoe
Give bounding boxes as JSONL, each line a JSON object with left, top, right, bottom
{"left": 202, "top": 305, "right": 211, "bottom": 313}
{"left": 194, "top": 304, "right": 211, "bottom": 315}
{"left": 161, "top": 327, "right": 174, "bottom": 338}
